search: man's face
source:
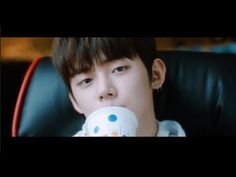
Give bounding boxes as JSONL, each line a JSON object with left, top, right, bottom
{"left": 70, "top": 56, "right": 159, "bottom": 136}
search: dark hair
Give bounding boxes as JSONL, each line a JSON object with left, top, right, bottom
{"left": 52, "top": 38, "right": 157, "bottom": 93}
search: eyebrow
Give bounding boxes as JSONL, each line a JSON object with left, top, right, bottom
{"left": 75, "top": 58, "right": 130, "bottom": 75}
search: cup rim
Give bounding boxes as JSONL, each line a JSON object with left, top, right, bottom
{"left": 85, "top": 106, "right": 138, "bottom": 129}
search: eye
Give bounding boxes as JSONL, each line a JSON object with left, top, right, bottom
{"left": 112, "top": 66, "right": 129, "bottom": 73}
{"left": 78, "top": 78, "right": 93, "bottom": 87}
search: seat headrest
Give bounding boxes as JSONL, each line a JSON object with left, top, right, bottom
{"left": 12, "top": 51, "right": 236, "bottom": 136}
{"left": 12, "top": 57, "right": 85, "bottom": 137}
{"left": 155, "top": 51, "right": 236, "bottom": 136}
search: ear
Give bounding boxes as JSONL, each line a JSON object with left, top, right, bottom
{"left": 68, "top": 93, "right": 84, "bottom": 114}
{"left": 152, "top": 58, "right": 166, "bottom": 89}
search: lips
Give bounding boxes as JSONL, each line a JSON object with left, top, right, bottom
{"left": 97, "top": 105, "right": 126, "bottom": 112}
{"left": 111, "top": 105, "right": 126, "bottom": 108}
{"left": 100, "top": 102, "right": 126, "bottom": 108}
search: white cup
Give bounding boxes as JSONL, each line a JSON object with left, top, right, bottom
{"left": 85, "top": 106, "right": 138, "bottom": 136}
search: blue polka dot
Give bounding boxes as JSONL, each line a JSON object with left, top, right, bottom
{"left": 108, "top": 114, "right": 117, "bottom": 122}
{"left": 94, "top": 126, "right": 99, "bottom": 133}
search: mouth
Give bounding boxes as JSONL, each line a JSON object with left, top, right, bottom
{"left": 112, "top": 104, "right": 126, "bottom": 108}
{"left": 101, "top": 101, "right": 125, "bottom": 107}
{"left": 100, "top": 104, "right": 126, "bottom": 109}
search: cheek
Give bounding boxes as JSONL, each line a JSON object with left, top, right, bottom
{"left": 72, "top": 87, "right": 95, "bottom": 116}
{"left": 129, "top": 79, "right": 152, "bottom": 108}
{"left": 119, "top": 69, "right": 152, "bottom": 110}
{"left": 127, "top": 66, "right": 151, "bottom": 94}
{"left": 133, "top": 67, "right": 153, "bottom": 114}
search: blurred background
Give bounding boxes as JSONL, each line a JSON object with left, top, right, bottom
{"left": 1, "top": 37, "right": 236, "bottom": 136}
{"left": 2, "top": 37, "right": 236, "bottom": 61}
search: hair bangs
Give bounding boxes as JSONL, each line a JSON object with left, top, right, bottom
{"left": 67, "top": 38, "right": 137, "bottom": 77}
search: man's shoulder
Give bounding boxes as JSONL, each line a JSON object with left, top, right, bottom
{"left": 157, "top": 120, "right": 186, "bottom": 137}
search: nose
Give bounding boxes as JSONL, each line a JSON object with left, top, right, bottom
{"left": 97, "top": 76, "right": 117, "bottom": 101}
{"left": 99, "top": 87, "right": 117, "bottom": 101}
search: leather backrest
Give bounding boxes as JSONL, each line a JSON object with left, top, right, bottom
{"left": 155, "top": 51, "right": 236, "bottom": 136}
{"left": 13, "top": 57, "right": 84, "bottom": 136}
{"left": 13, "top": 51, "right": 236, "bottom": 136}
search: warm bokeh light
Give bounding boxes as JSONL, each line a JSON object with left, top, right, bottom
{"left": 1, "top": 37, "right": 236, "bottom": 61}
{"left": 1, "top": 37, "right": 54, "bottom": 61}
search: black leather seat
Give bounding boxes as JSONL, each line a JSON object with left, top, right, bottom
{"left": 12, "top": 51, "right": 236, "bottom": 136}
{"left": 156, "top": 51, "right": 236, "bottom": 136}
{"left": 12, "top": 58, "right": 84, "bottom": 137}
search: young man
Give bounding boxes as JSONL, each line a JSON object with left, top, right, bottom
{"left": 52, "top": 38, "right": 186, "bottom": 136}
